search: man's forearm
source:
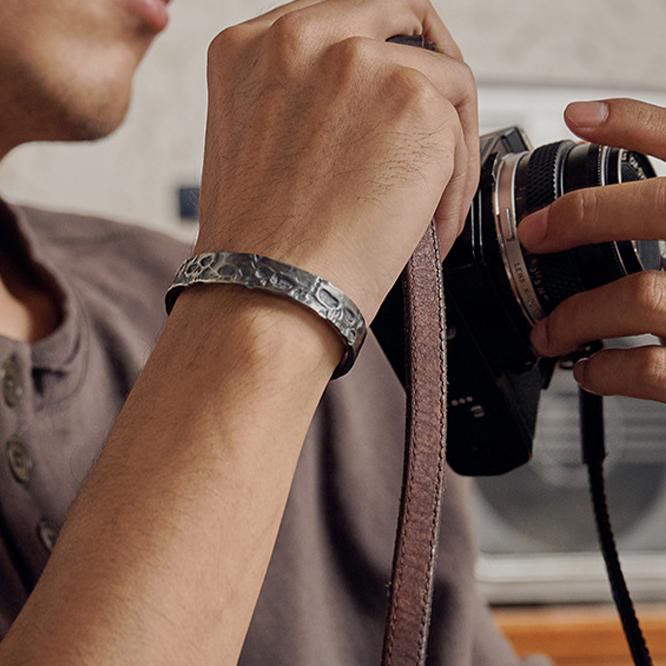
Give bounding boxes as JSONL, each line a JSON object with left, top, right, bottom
{"left": 0, "top": 284, "right": 341, "bottom": 665}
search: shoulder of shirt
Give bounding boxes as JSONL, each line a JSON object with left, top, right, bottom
{"left": 14, "top": 204, "right": 191, "bottom": 264}
{"left": 11, "top": 205, "right": 193, "bottom": 331}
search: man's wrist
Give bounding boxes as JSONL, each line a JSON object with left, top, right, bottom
{"left": 166, "top": 282, "right": 345, "bottom": 380}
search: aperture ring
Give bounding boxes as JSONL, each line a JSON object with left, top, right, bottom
{"left": 494, "top": 152, "right": 546, "bottom": 325}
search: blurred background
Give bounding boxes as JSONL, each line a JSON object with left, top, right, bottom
{"left": 2, "top": 1, "right": 666, "bottom": 661}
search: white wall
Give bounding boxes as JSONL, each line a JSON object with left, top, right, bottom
{"left": 447, "top": 0, "right": 666, "bottom": 89}
{"left": 1, "top": 0, "right": 665, "bottom": 237}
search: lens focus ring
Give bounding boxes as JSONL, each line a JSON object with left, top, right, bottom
{"left": 525, "top": 141, "right": 572, "bottom": 214}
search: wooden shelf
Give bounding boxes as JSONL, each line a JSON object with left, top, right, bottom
{"left": 494, "top": 604, "right": 666, "bottom": 665}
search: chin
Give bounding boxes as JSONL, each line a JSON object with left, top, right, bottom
{"left": 4, "top": 38, "right": 148, "bottom": 147}
{"left": 0, "top": 0, "right": 161, "bottom": 150}
{"left": 55, "top": 77, "right": 134, "bottom": 142}
{"left": 40, "top": 42, "right": 145, "bottom": 141}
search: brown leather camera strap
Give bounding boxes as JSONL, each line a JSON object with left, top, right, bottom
{"left": 381, "top": 220, "right": 448, "bottom": 666}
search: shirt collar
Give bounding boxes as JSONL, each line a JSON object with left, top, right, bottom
{"left": 0, "top": 200, "right": 87, "bottom": 407}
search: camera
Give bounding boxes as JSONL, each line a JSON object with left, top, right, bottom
{"left": 372, "top": 127, "right": 661, "bottom": 476}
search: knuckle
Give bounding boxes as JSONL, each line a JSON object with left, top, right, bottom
{"left": 323, "top": 38, "right": 374, "bottom": 94}
{"left": 637, "top": 346, "right": 666, "bottom": 389}
{"left": 328, "top": 37, "right": 375, "bottom": 85}
{"left": 624, "top": 100, "right": 666, "bottom": 148}
{"left": 208, "top": 25, "right": 250, "bottom": 62}
{"left": 334, "top": 36, "right": 374, "bottom": 68}
{"left": 456, "top": 60, "right": 477, "bottom": 94}
{"left": 632, "top": 270, "right": 665, "bottom": 315}
{"left": 446, "top": 112, "right": 464, "bottom": 146}
{"left": 451, "top": 102, "right": 465, "bottom": 132}
{"left": 269, "top": 13, "right": 310, "bottom": 49}
{"left": 651, "top": 177, "right": 666, "bottom": 212}
{"left": 438, "top": 100, "right": 463, "bottom": 142}
{"left": 389, "top": 67, "right": 441, "bottom": 114}
{"left": 575, "top": 187, "right": 601, "bottom": 225}
{"left": 634, "top": 101, "right": 661, "bottom": 131}
{"left": 264, "top": 13, "right": 314, "bottom": 75}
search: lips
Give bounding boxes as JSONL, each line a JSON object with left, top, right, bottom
{"left": 121, "top": 0, "right": 170, "bottom": 33}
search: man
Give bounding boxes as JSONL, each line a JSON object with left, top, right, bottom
{"left": 0, "top": 0, "right": 540, "bottom": 663}
{"left": 8, "top": 0, "right": 666, "bottom": 663}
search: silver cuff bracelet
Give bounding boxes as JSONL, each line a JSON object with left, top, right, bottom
{"left": 165, "top": 252, "right": 367, "bottom": 378}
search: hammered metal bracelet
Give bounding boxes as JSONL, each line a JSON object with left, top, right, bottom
{"left": 164, "top": 252, "right": 367, "bottom": 378}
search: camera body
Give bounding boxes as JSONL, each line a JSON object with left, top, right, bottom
{"left": 372, "top": 127, "right": 659, "bottom": 476}
{"left": 444, "top": 127, "right": 549, "bottom": 475}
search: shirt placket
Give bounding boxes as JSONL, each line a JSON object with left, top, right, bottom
{"left": 0, "top": 346, "right": 57, "bottom": 591}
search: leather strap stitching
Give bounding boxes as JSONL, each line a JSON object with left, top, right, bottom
{"left": 382, "top": 220, "right": 447, "bottom": 665}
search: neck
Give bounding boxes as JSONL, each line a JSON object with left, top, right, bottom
{"left": 0, "top": 125, "right": 62, "bottom": 344}
{"left": 0, "top": 240, "right": 61, "bottom": 345}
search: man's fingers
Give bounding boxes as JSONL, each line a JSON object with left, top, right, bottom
{"left": 244, "top": 0, "right": 324, "bottom": 26}
{"left": 530, "top": 271, "right": 666, "bottom": 358}
{"left": 248, "top": 0, "right": 419, "bottom": 41}
{"left": 354, "top": 37, "right": 475, "bottom": 251}
{"left": 518, "top": 177, "right": 666, "bottom": 253}
{"left": 372, "top": 41, "right": 474, "bottom": 105}
{"left": 248, "top": 0, "right": 460, "bottom": 55}
{"left": 434, "top": 118, "right": 469, "bottom": 253}
{"left": 322, "top": 35, "right": 476, "bottom": 236}
{"left": 564, "top": 98, "right": 666, "bottom": 161}
{"left": 376, "top": 40, "right": 479, "bottom": 220}
{"left": 416, "top": 3, "right": 464, "bottom": 61}
{"left": 574, "top": 346, "right": 666, "bottom": 403}
{"left": 520, "top": 97, "right": 666, "bottom": 253}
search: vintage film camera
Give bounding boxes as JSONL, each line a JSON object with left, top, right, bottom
{"left": 373, "top": 127, "right": 660, "bottom": 475}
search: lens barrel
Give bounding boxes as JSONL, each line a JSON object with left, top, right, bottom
{"left": 440, "top": 128, "right": 660, "bottom": 476}
{"left": 505, "top": 141, "right": 659, "bottom": 321}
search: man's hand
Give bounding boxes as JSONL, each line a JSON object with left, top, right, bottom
{"left": 198, "top": 0, "right": 479, "bottom": 325}
{"left": 519, "top": 98, "right": 666, "bottom": 402}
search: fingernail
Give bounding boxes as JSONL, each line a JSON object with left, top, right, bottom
{"left": 573, "top": 358, "right": 588, "bottom": 385}
{"left": 519, "top": 208, "right": 549, "bottom": 249}
{"left": 530, "top": 319, "right": 549, "bottom": 355}
{"left": 566, "top": 101, "right": 609, "bottom": 129}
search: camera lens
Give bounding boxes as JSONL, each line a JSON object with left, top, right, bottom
{"left": 494, "top": 140, "right": 660, "bottom": 324}
{"left": 441, "top": 128, "right": 662, "bottom": 474}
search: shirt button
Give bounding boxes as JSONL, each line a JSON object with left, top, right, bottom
{"left": 37, "top": 521, "right": 58, "bottom": 553}
{"left": 2, "top": 358, "right": 24, "bottom": 408}
{"left": 6, "top": 438, "right": 33, "bottom": 484}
